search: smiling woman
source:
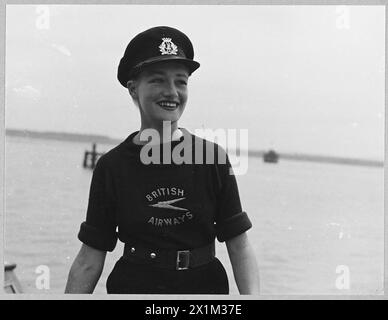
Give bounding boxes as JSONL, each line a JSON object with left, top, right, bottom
{"left": 64, "top": 26, "right": 260, "bottom": 295}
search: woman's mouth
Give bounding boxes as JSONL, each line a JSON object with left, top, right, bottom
{"left": 157, "top": 101, "right": 179, "bottom": 111}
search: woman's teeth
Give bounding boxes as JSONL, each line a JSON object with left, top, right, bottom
{"left": 158, "top": 102, "right": 178, "bottom": 109}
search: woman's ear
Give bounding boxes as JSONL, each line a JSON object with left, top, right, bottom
{"left": 126, "top": 80, "right": 138, "bottom": 99}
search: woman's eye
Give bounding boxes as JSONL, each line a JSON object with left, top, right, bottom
{"left": 178, "top": 80, "right": 187, "bottom": 86}
{"left": 150, "top": 78, "right": 163, "bottom": 83}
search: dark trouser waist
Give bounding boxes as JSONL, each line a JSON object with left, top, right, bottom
{"left": 123, "top": 242, "right": 216, "bottom": 271}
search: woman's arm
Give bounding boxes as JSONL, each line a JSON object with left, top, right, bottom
{"left": 226, "top": 232, "right": 260, "bottom": 295}
{"left": 65, "top": 244, "right": 107, "bottom": 293}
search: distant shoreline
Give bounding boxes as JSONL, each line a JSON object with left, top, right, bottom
{"left": 5, "top": 128, "right": 122, "bottom": 145}
{"left": 248, "top": 150, "right": 383, "bottom": 168}
{"left": 5, "top": 128, "right": 384, "bottom": 168}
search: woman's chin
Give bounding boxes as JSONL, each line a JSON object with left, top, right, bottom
{"left": 155, "top": 113, "right": 181, "bottom": 123}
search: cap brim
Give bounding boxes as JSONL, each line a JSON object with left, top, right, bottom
{"left": 129, "top": 56, "right": 200, "bottom": 79}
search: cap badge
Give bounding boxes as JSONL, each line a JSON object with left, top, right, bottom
{"left": 159, "top": 38, "right": 178, "bottom": 55}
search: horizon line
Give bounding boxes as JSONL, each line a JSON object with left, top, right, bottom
{"left": 4, "top": 128, "right": 384, "bottom": 167}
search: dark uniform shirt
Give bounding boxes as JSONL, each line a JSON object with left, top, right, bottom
{"left": 78, "top": 129, "right": 252, "bottom": 252}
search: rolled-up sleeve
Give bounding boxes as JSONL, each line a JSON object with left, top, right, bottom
{"left": 214, "top": 149, "right": 252, "bottom": 242}
{"left": 215, "top": 211, "right": 252, "bottom": 242}
{"left": 78, "top": 157, "right": 118, "bottom": 252}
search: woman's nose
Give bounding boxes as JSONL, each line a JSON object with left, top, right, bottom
{"left": 162, "top": 81, "right": 179, "bottom": 98}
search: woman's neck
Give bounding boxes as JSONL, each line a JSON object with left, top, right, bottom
{"left": 134, "top": 121, "right": 182, "bottom": 145}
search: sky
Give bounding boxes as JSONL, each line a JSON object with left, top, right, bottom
{"left": 5, "top": 5, "right": 385, "bottom": 159}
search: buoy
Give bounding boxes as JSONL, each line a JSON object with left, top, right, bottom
{"left": 263, "top": 150, "right": 279, "bottom": 163}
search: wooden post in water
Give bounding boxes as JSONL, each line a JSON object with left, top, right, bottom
{"left": 90, "top": 143, "right": 97, "bottom": 169}
{"left": 4, "top": 263, "right": 23, "bottom": 293}
{"left": 83, "top": 143, "right": 104, "bottom": 169}
{"left": 83, "top": 150, "right": 88, "bottom": 168}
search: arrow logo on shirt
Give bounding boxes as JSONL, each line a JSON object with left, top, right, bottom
{"left": 149, "top": 197, "right": 188, "bottom": 211}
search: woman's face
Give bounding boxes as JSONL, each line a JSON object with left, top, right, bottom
{"left": 130, "top": 61, "right": 189, "bottom": 126}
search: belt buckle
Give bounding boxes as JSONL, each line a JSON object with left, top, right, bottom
{"left": 176, "top": 250, "right": 190, "bottom": 270}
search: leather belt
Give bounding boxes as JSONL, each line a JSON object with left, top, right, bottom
{"left": 123, "top": 242, "right": 215, "bottom": 271}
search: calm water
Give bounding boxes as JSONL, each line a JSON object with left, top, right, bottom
{"left": 4, "top": 136, "right": 384, "bottom": 295}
